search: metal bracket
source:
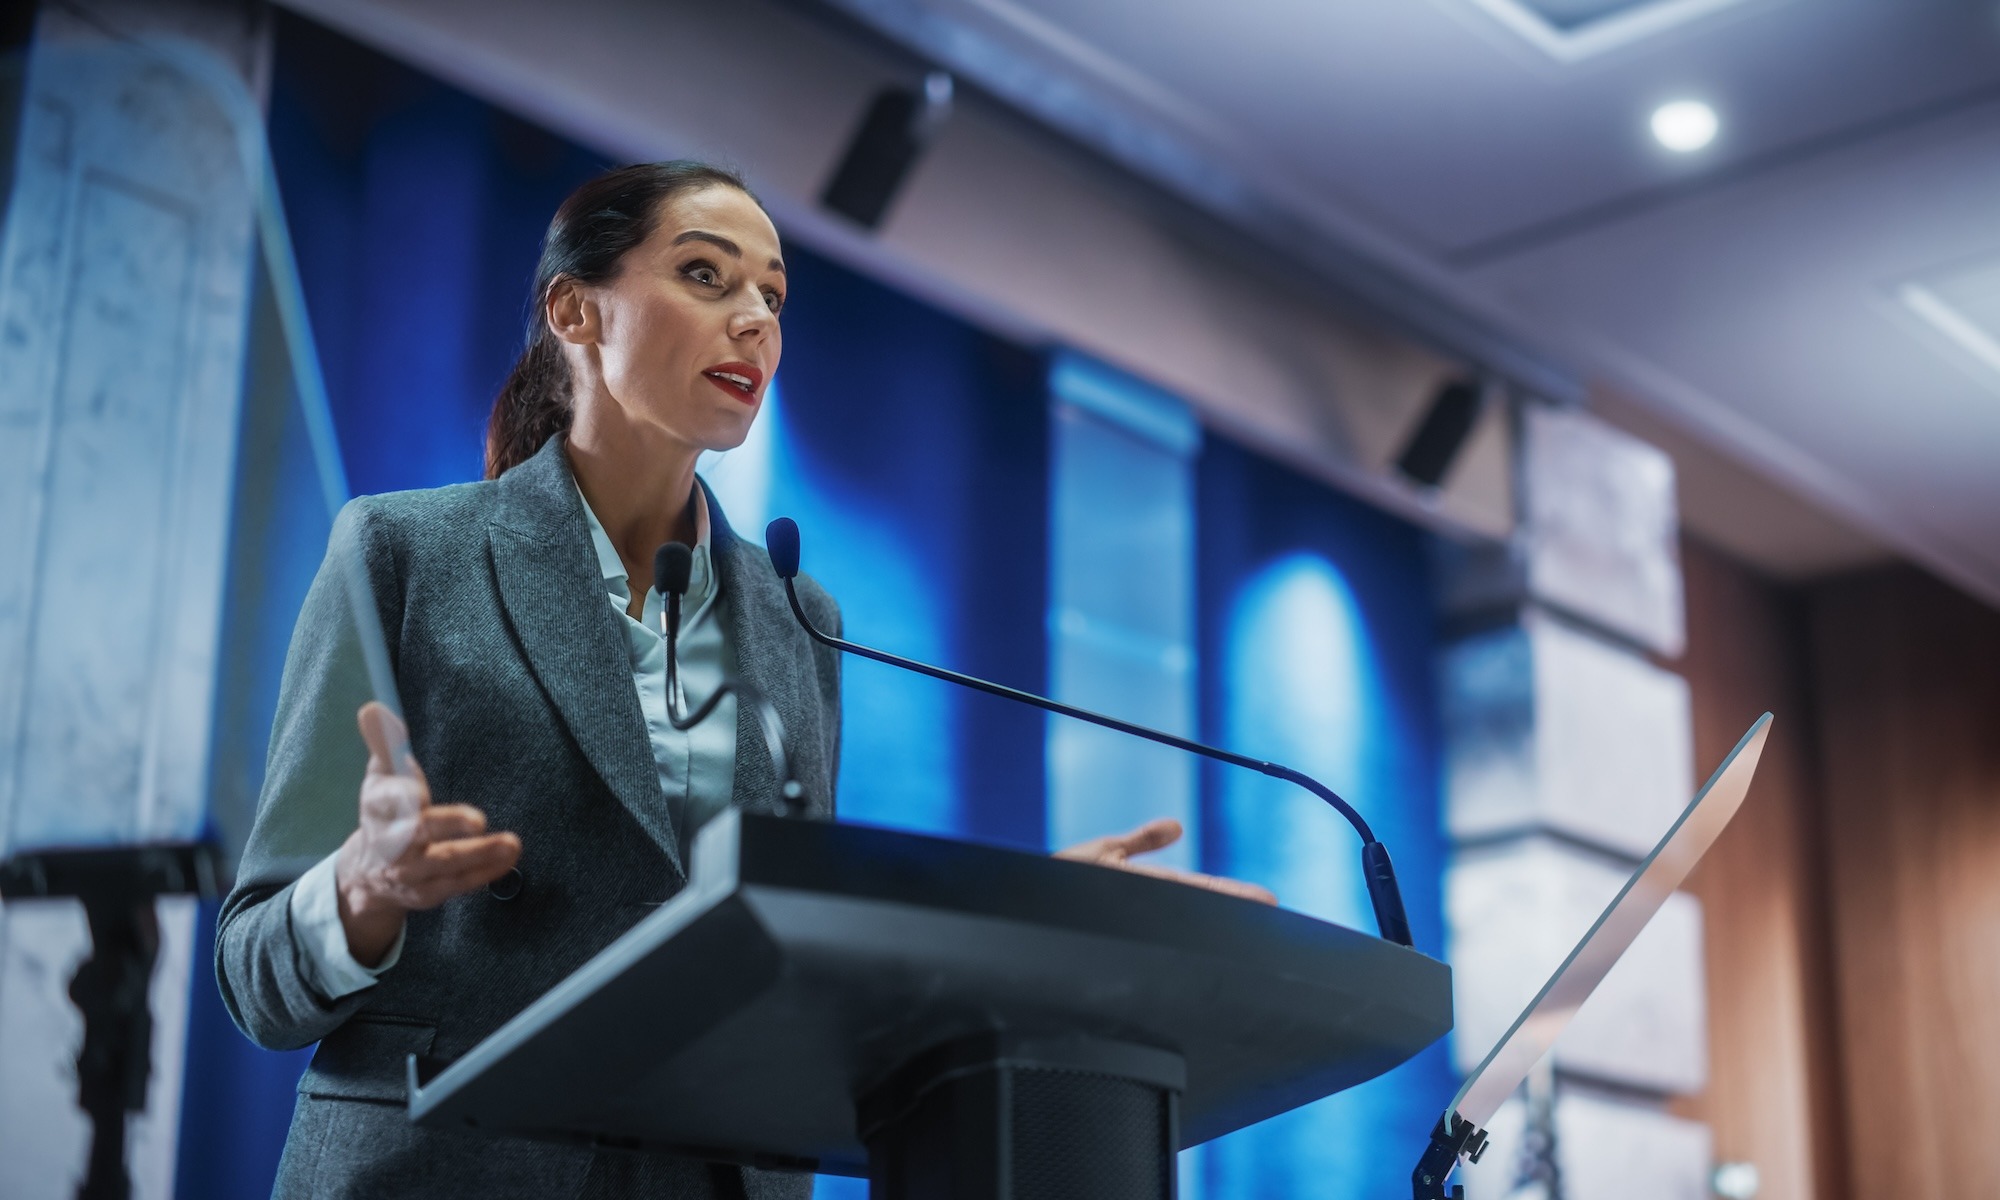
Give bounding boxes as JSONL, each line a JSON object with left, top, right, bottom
{"left": 1412, "top": 1109, "right": 1489, "bottom": 1200}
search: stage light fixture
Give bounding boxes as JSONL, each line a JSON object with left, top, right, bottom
{"left": 1651, "top": 100, "right": 1718, "bottom": 152}
{"left": 820, "top": 71, "right": 953, "bottom": 230}
{"left": 1393, "top": 378, "right": 1487, "bottom": 490}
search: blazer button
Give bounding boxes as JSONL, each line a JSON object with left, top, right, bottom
{"left": 488, "top": 868, "right": 524, "bottom": 901}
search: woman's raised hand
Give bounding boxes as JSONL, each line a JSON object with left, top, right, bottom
{"left": 334, "top": 702, "right": 523, "bottom": 967}
{"left": 1054, "top": 818, "right": 1277, "bottom": 905}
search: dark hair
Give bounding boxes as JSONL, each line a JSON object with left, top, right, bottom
{"left": 485, "top": 161, "right": 764, "bottom": 479}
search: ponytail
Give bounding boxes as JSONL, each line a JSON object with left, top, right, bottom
{"left": 485, "top": 331, "right": 572, "bottom": 480}
{"left": 483, "top": 160, "right": 764, "bottom": 479}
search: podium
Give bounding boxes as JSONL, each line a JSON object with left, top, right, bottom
{"left": 407, "top": 810, "right": 1451, "bottom": 1196}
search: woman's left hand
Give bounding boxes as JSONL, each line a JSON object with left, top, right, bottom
{"left": 1055, "top": 818, "right": 1277, "bottom": 905}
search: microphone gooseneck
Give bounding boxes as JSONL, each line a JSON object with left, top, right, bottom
{"left": 659, "top": 681, "right": 808, "bottom": 816}
{"left": 762, "top": 516, "right": 1414, "bottom": 947}
{"left": 655, "top": 542, "right": 694, "bottom": 721}
{"left": 652, "top": 540, "right": 808, "bottom": 817}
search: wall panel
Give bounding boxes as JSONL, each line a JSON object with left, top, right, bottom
{"left": 1809, "top": 565, "right": 2000, "bottom": 1200}
{"left": 1673, "top": 537, "right": 1846, "bottom": 1200}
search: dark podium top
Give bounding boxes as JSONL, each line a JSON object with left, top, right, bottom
{"left": 407, "top": 810, "right": 1451, "bottom": 1178}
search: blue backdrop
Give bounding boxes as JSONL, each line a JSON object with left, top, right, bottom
{"left": 1196, "top": 438, "right": 1455, "bottom": 1197}
{"left": 179, "top": 12, "right": 1450, "bottom": 1198}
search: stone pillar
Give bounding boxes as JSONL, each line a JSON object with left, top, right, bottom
{"left": 1439, "top": 404, "right": 1713, "bottom": 1200}
{"left": 0, "top": 3, "right": 269, "bottom": 1195}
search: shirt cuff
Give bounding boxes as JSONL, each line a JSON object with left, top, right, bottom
{"left": 288, "top": 850, "right": 406, "bottom": 1001}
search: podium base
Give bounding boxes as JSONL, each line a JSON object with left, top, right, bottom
{"left": 859, "top": 1034, "right": 1183, "bottom": 1200}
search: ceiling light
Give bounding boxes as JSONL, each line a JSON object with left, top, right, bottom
{"left": 1651, "top": 100, "right": 1718, "bottom": 152}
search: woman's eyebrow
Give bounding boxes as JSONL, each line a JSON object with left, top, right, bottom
{"left": 673, "top": 229, "right": 742, "bottom": 257}
{"left": 673, "top": 229, "right": 785, "bottom": 275}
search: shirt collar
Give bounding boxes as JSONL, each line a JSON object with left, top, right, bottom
{"left": 577, "top": 478, "right": 716, "bottom": 610}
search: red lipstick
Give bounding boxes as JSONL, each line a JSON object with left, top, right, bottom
{"left": 701, "top": 361, "right": 764, "bottom": 404}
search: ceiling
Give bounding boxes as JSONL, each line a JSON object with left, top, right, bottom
{"left": 817, "top": 0, "right": 2000, "bottom": 598}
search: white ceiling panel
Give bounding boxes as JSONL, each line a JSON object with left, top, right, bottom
{"left": 1469, "top": 100, "right": 2000, "bottom": 583}
{"left": 938, "top": 0, "right": 2000, "bottom": 252}
{"left": 825, "top": 0, "right": 2000, "bottom": 599}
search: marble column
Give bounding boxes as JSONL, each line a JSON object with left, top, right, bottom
{"left": 1439, "top": 404, "right": 1712, "bottom": 1200}
{"left": 0, "top": 3, "right": 268, "bottom": 1195}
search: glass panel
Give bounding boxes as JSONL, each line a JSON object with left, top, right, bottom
{"left": 1046, "top": 359, "right": 1199, "bottom": 863}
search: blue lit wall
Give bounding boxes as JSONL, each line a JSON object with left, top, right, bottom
{"left": 265, "top": 16, "right": 607, "bottom": 497}
{"left": 730, "top": 250, "right": 1048, "bottom": 849}
{"left": 1196, "top": 438, "right": 1454, "bottom": 1197}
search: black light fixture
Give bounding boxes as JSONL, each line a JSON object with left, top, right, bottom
{"left": 1394, "top": 377, "right": 1488, "bottom": 490}
{"left": 820, "top": 71, "right": 953, "bottom": 230}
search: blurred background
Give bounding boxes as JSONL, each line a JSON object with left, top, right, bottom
{"left": 1, "top": 0, "right": 1996, "bottom": 1197}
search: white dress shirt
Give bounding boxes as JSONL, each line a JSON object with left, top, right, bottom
{"left": 287, "top": 481, "right": 738, "bottom": 1001}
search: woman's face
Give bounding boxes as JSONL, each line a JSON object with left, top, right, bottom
{"left": 561, "top": 184, "right": 785, "bottom": 454}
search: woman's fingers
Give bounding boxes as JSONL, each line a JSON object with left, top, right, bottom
{"left": 357, "top": 702, "right": 404, "bottom": 776}
{"left": 1054, "top": 818, "right": 1185, "bottom": 864}
{"left": 1050, "top": 835, "right": 1115, "bottom": 863}
{"left": 358, "top": 775, "right": 428, "bottom": 825}
{"left": 1118, "top": 860, "right": 1279, "bottom": 906}
{"left": 1107, "top": 818, "right": 1183, "bottom": 858}
{"left": 382, "top": 832, "right": 522, "bottom": 907}
{"left": 419, "top": 804, "right": 488, "bottom": 840}
{"left": 340, "top": 708, "right": 517, "bottom": 931}
{"left": 1053, "top": 817, "right": 1277, "bottom": 905}
{"left": 403, "top": 831, "right": 520, "bottom": 880}
{"left": 356, "top": 702, "right": 427, "bottom": 785}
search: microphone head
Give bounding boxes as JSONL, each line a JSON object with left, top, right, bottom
{"left": 766, "top": 518, "right": 801, "bottom": 580}
{"left": 653, "top": 542, "right": 693, "bottom": 598}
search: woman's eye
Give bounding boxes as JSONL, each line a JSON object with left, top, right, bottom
{"left": 763, "top": 289, "right": 785, "bottom": 314}
{"left": 684, "top": 262, "right": 722, "bottom": 287}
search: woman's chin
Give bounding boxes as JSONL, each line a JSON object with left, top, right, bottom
{"left": 697, "top": 414, "right": 756, "bottom": 454}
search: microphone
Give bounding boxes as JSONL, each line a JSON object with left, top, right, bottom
{"left": 653, "top": 541, "right": 808, "bottom": 817}
{"left": 763, "top": 516, "right": 1415, "bottom": 947}
{"left": 654, "top": 543, "right": 693, "bottom": 718}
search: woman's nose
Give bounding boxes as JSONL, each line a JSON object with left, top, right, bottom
{"left": 731, "top": 303, "right": 774, "bottom": 341}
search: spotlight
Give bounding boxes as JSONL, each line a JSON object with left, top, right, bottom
{"left": 1651, "top": 100, "right": 1717, "bottom": 152}
{"left": 820, "top": 71, "right": 954, "bottom": 230}
{"left": 1393, "top": 378, "right": 1487, "bottom": 490}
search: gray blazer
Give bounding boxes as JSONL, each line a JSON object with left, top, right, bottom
{"left": 216, "top": 436, "right": 840, "bottom": 1199}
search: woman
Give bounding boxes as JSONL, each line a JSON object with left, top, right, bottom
{"left": 218, "top": 161, "right": 1265, "bottom": 1200}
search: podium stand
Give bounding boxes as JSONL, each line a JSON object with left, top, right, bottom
{"left": 407, "top": 810, "right": 1451, "bottom": 1196}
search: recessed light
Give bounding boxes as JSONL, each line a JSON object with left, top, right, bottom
{"left": 1651, "top": 100, "right": 1718, "bottom": 152}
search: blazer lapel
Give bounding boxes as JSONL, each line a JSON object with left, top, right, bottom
{"left": 706, "top": 484, "right": 826, "bottom": 817}
{"left": 488, "top": 438, "right": 684, "bottom": 882}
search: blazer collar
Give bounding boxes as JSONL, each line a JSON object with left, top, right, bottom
{"left": 488, "top": 436, "right": 686, "bottom": 882}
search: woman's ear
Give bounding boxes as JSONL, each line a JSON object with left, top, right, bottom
{"left": 546, "top": 277, "right": 597, "bottom": 346}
